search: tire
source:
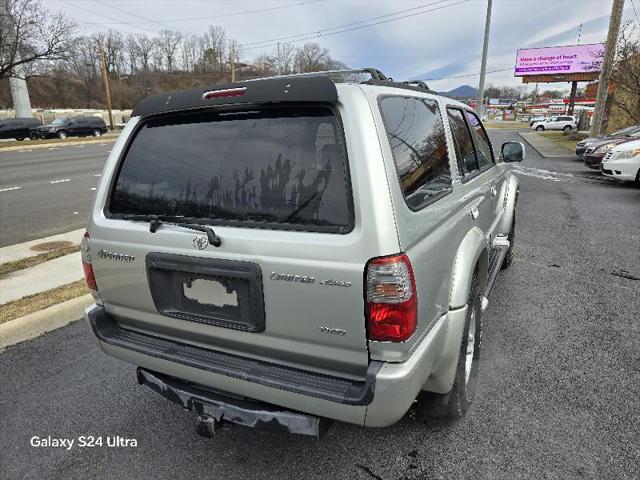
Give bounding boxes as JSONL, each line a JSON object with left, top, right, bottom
{"left": 501, "top": 215, "right": 515, "bottom": 269}
{"left": 16, "top": 137, "right": 24, "bottom": 141}
{"left": 635, "top": 169, "right": 640, "bottom": 188}
{"left": 57, "top": 131, "right": 68, "bottom": 139}
{"left": 29, "top": 132, "right": 38, "bottom": 140}
{"left": 419, "top": 271, "right": 482, "bottom": 418}
{"left": 93, "top": 129, "right": 102, "bottom": 137}
{"left": 535, "top": 125, "right": 544, "bottom": 131}
{"left": 563, "top": 125, "right": 572, "bottom": 132}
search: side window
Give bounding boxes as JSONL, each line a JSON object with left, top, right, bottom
{"left": 447, "top": 108, "right": 479, "bottom": 176}
{"left": 464, "top": 110, "right": 494, "bottom": 169}
{"left": 379, "top": 96, "right": 452, "bottom": 210}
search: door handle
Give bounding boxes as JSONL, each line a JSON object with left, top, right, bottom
{"left": 470, "top": 206, "right": 479, "bottom": 219}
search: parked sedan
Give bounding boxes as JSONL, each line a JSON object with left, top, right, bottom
{"left": 576, "top": 125, "right": 640, "bottom": 156}
{"left": 601, "top": 139, "right": 640, "bottom": 184}
{"left": 583, "top": 129, "right": 640, "bottom": 169}
{"left": 37, "top": 116, "right": 107, "bottom": 139}
{"left": 0, "top": 117, "right": 42, "bottom": 140}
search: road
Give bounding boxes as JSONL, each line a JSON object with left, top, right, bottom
{"left": 1, "top": 130, "right": 640, "bottom": 479}
{"left": 0, "top": 143, "right": 111, "bottom": 246}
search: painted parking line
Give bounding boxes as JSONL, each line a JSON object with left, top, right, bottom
{"left": 18, "top": 149, "right": 33, "bottom": 153}
{"left": 48, "top": 147, "right": 61, "bottom": 150}
{"left": 90, "top": 187, "right": 97, "bottom": 191}
{"left": 75, "top": 145, "right": 86, "bottom": 149}
{"left": 0, "top": 186, "right": 23, "bottom": 193}
{"left": 50, "top": 179, "right": 71, "bottom": 184}
{"left": 93, "top": 174, "right": 101, "bottom": 177}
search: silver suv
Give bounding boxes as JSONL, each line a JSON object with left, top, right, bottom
{"left": 82, "top": 69, "right": 524, "bottom": 437}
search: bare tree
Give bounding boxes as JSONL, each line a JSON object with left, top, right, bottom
{"left": 133, "top": 34, "right": 154, "bottom": 72}
{"left": 180, "top": 35, "right": 198, "bottom": 72}
{"left": 276, "top": 42, "right": 295, "bottom": 74}
{"left": 125, "top": 34, "right": 139, "bottom": 73}
{"left": 611, "top": 22, "right": 640, "bottom": 123}
{"left": 66, "top": 36, "right": 99, "bottom": 107}
{"left": 0, "top": 0, "right": 76, "bottom": 79}
{"left": 293, "top": 43, "right": 331, "bottom": 73}
{"left": 157, "top": 29, "right": 182, "bottom": 72}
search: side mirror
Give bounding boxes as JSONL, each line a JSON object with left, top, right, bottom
{"left": 502, "top": 141, "right": 525, "bottom": 162}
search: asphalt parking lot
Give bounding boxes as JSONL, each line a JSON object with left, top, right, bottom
{"left": 1, "top": 130, "right": 639, "bottom": 480}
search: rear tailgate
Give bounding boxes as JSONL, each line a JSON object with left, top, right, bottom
{"left": 88, "top": 95, "right": 398, "bottom": 379}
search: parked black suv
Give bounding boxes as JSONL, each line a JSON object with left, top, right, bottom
{"left": 37, "top": 116, "right": 108, "bottom": 139}
{"left": 0, "top": 117, "right": 43, "bottom": 141}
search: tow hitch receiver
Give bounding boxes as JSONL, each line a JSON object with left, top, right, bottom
{"left": 137, "top": 368, "right": 331, "bottom": 437}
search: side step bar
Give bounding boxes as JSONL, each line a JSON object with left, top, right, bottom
{"left": 485, "top": 243, "right": 509, "bottom": 299}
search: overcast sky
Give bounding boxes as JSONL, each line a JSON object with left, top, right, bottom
{"left": 49, "top": 0, "right": 640, "bottom": 92}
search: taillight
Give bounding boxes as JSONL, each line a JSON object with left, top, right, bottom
{"left": 365, "top": 253, "right": 417, "bottom": 342}
{"left": 81, "top": 231, "right": 98, "bottom": 291}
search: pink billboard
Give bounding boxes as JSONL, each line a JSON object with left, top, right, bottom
{"left": 514, "top": 43, "right": 605, "bottom": 76}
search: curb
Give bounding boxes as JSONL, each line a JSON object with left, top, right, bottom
{"left": 0, "top": 136, "right": 117, "bottom": 153}
{"left": 0, "top": 294, "right": 93, "bottom": 349}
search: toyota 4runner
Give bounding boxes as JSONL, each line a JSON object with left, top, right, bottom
{"left": 83, "top": 69, "right": 524, "bottom": 437}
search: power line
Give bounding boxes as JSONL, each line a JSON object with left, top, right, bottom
{"left": 242, "top": 0, "right": 472, "bottom": 51}
{"left": 81, "top": 0, "right": 321, "bottom": 26}
{"left": 60, "top": 0, "right": 160, "bottom": 34}
{"left": 425, "top": 67, "right": 512, "bottom": 81}
{"left": 242, "top": 0, "right": 453, "bottom": 47}
{"left": 631, "top": 0, "right": 640, "bottom": 27}
{"left": 91, "top": 0, "right": 179, "bottom": 32}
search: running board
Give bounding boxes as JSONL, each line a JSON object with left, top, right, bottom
{"left": 485, "top": 244, "right": 509, "bottom": 298}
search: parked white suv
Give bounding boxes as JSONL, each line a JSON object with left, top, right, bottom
{"left": 601, "top": 139, "right": 640, "bottom": 185}
{"left": 531, "top": 115, "right": 577, "bottom": 132}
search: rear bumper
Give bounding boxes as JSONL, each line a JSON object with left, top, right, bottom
{"left": 85, "top": 304, "right": 450, "bottom": 428}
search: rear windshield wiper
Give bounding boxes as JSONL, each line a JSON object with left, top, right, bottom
{"left": 123, "top": 214, "right": 222, "bottom": 247}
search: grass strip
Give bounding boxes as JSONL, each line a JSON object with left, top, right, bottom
{"left": 0, "top": 280, "right": 88, "bottom": 324}
{"left": 0, "top": 245, "right": 80, "bottom": 277}
{"left": 537, "top": 131, "right": 582, "bottom": 152}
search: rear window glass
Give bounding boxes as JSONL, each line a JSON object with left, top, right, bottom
{"left": 379, "top": 96, "right": 452, "bottom": 210}
{"left": 109, "top": 106, "right": 353, "bottom": 233}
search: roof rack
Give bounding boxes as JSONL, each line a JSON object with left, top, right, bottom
{"left": 245, "top": 67, "right": 389, "bottom": 83}
{"left": 246, "top": 68, "right": 433, "bottom": 94}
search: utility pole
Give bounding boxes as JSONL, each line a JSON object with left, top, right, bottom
{"left": 567, "top": 81, "right": 578, "bottom": 115}
{"left": 590, "top": 0, "right": 624, "bottom": 136}
{"left": 231, "top": 49, "right": 236, "bottom": 82}
{"left": 476, "top": 0, "right": 493, "bottom": 117}
{"left": 98, "top": 45, "right": 114, "bottom": 130}
{"left": 1, "top": 0, "right": 33, "bottom": 118}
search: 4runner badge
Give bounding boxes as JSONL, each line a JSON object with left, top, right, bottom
{"left": 193, "top": 236, "right": 209, "bottom": 250}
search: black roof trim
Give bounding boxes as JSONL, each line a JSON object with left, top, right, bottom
{"left": 131, "top": 75, "right": 338, "bottom": 117}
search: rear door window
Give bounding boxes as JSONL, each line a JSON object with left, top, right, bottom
{"left": 464, "top": 110, "right": 494, "bottom": 169}
{"left": 109, "top": 106, "right": 353, "bottom": 233}
{"left": 447, "top": 108, "right": 479, "bottom": 177}
{"left": 378, "top": 96, "right": 452, "bottom": 210}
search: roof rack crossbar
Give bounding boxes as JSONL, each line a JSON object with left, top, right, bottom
{"left": 245, "top": 67, "right": 388, "bottom": 83}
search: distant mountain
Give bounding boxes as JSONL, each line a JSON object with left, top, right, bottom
{"left": 440, "top": 85, "right": 477, "bottom": 99}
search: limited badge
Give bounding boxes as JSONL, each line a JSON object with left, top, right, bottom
{"left": 192, "top": 235, "right": 209, "bottom": 250}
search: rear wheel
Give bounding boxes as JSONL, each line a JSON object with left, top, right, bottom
{"left": 563, "top": 125, "right": 572, "bottom": 132}
{"left": 57, "top": 131, "right": 67, "bottom": 139}
{"left": 419, "top": 271, "right": 482, "bottom": 418}
{"left": 29, "top": 131, "right": 38, "bottom": 140}
{"left": 535, "top": 125, "right": 544, "bottom": 131}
